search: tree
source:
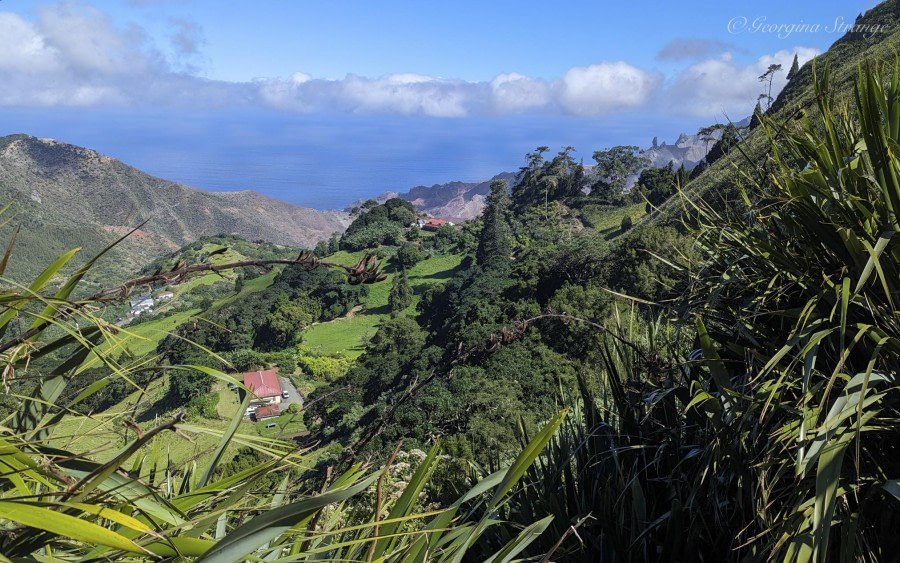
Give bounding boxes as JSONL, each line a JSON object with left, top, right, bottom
{"left": 256, "top": 298, "right": 319, "bottom": 351}
{"left": 313, "top": 240, "right": 329, "bottom": 257}
{"left": 620, "top": 214, "right": 633, "bottom": 231}
{"left": 704, "top": 123, "right": 740, "bottom": 166}
{"left": 388, "top": 269, "right": 413, "bottom": 315}
{"left": 638, "top": 162, "right": 687, "bottom": 211}
{"left": 590, "top": 146, "right": 650, "bottom": 205}
{"left": 169, "top": 367, "right": 215, "bottom": 404}
{"left": 787, "top": 54, "right": 800, "bottom": 80}
{"left": 432, "top": 224, "right": 460, "bottom": 251}
{"left": 476, "top": 180, "right": 512, "bottom": 268}
{"left": 0, "top": 237, "right": 558, "bottom": 560}
{"left": 396, "top": 242, "right": 424, "bottom": 269}
{"left": 697, "top": 124, "right": 721, "bottom": 164}
{"left": 341, "top": 198, "right": 416, "bottom": 250}
{"left": 328, "top": 232, "right": 341, "bottom": 254}
{"left": 513, "top": 146, "right": 585, "bottom": 207}
{"left": 758, "top": 63, "right": 783, "bottom": 111}
{"left": 513, "top": 147, "right": 549, "bottom": 205}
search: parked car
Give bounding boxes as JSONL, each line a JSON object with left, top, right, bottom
{"left": 281, "top": 390, "right": 289, "bottom": 399}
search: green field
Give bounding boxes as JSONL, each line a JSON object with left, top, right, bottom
{"left": 577, "top": 202, "right": 647, "bottom": 238}
{"left": 301, "top": 251, "right": 465, "bottom": 357}
{"left": 47, "top": 373, "right": 305, "bottom": 483}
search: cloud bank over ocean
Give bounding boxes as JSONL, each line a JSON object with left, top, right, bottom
{"left": 0, "top": 4, "right": 816, "bottom": 119}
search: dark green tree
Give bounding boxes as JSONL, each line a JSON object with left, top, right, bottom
{"left": 704, "top": 123, "right": 741, "bottom": 166}
{"left": 396, "top": 242, "right": 424, "bottom": 269}
{"left": 698, "top": 124, "right": 720, "bottom": 163}
{"left": 476, "top": 180, "right": 512, "bottom": 268}
{"left": 256, "top": 297, "right": 320, "bottom": 351}
{"left": 313, "top": 240, "right": 329, "bottom": 257}
{"left": 787, "top": 53, "right": 800, "bottom": 80}
{"left": 432, "top": 224, "right": 460, "bottom": 251}
{"left": 169, "top": 369, "right": 215, "bottom": 405}
{"left": 638, "top": 162, "right": 687, "bottom": 211}
{"left": 512, "top": 147, "right": 549, "bottom": 205}
{"left": 513, "top": 147, "right": 584, "bottom": 207}
{"left": 388, "top": 269, "right": 413, "bottom": 316}
{"left": 340, "top": 198, "right": 417, "bottom": 250}
{"left": 328, "top": 232, "right": 341, "bottom": 254}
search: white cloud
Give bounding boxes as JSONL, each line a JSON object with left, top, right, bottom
{"left": 0, "top": 3, "right": 238, "bottom": 108}
{"left": 0, "top": 3, "right": 822, "bottom": 122}
{"left": 258, "top": 73, "right": 478, "bottom": 117}
{"left": 558, "top": 62, "right": 659, "bottom": 116}
{"left": 340, "top": 74, "right": 472, "bottom": 117}
{"left": 490, "top": 73, "right": 551, "bottom": 113}
{"left": 36, "top": 3, "right": 151, "bottom": 74}
{"left": 0, "top": 13, "right": 61, "bottom": 73}
{"left": 667, "top": 47, "right": 819, "bottom": 117}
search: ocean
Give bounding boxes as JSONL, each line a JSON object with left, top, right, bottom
{"left": 2, "top": 107, "right": 697, "bottom": 211}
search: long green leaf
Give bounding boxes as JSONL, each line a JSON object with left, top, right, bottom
{"left": 197, "top": 393, "right": 250, "bottom": 489}
{"left": 483, "top": 515, "right": 554, "bottom": 563}
{"left": 0, "top": 501, "right": 149, "bottom": 555}
{"left": 197, "top": 472, "right": 380, "bottom": 562}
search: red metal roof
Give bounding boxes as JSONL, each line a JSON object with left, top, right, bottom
{"left": 242, "top": 369, "right": 282, "bottom": 399}
{"left": 254, "top": 405, "right": 280, "bottom": 420}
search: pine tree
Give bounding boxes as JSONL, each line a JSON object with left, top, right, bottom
{"left": 388, "top": 269, "right": 412, "bottom": 316}
{"left": 787, "top": 54, "right": 800, "bottom": 80}
{"left": 476, "top": 179, "right": 513, "bottom": 268}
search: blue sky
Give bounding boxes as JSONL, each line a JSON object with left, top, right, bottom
{"left": 0, "top": 0, "right": 885, "bottom": 208}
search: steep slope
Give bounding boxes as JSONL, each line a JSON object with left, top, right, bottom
{"left": 654, "top": 0, "right": 900, "bottom": 224}
{"left": 0, "top": 134, "right": 349, "bottom": 284}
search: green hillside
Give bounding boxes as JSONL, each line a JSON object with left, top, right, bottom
{"left": 655, "top": 2, "right": 900, "bottom": 224}
{"left": 301, "top": 250, "right": 465, "bottom": 357}
{"left": 0, "top": 134, "right": 349, "bottom": 287}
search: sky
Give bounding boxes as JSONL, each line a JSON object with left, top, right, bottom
{"left": 0, "top": 0, "right": 885, "bottom": 209}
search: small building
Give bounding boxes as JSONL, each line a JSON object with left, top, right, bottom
{"left": 158, "top": 291, "right": 174, "bottom": 300}
{"left": 130, "top": 294, "right": 152, "bottom": 308}
{"left": 241, "top": 369, "right": 282, "bottom": 406}
{"left": 253, "top": 405, "right": 281, "bottom": 421}
{"left": 420, "top": 218, "right": 454, "bottom": 231}
{"left": 129, "top": 296, "right": 154, "bottom": 317}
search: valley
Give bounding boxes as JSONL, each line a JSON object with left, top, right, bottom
{"left": 1, "top": 1, "right": 899, "bottom": 560}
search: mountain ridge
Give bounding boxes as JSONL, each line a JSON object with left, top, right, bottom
{"left": 0, "top": 133, "right": 349, "bottom": 283}
{"left": 359, "top": 129, "right": 718, "bottom": 221}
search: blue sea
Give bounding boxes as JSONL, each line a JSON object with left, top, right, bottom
{"left": 2, "top": 107, "right": 697, "bottom": 211}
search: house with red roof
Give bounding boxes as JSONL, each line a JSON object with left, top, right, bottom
{"left": 417, "top": 218, "right": 454, "bottom": 232}
{"left": 242, "top": 369, "right": 282, "bottom": 406}
{"left": 253, "top": 404, "right": 281, "bottom": 421}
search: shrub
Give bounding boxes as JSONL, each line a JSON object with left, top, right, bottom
{"left": 298, "top": 353, "right": 352, "bottom": 381}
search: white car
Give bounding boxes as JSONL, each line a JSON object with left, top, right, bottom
{"left": 281, "top": 390, "right": 290, "bottom": 399}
